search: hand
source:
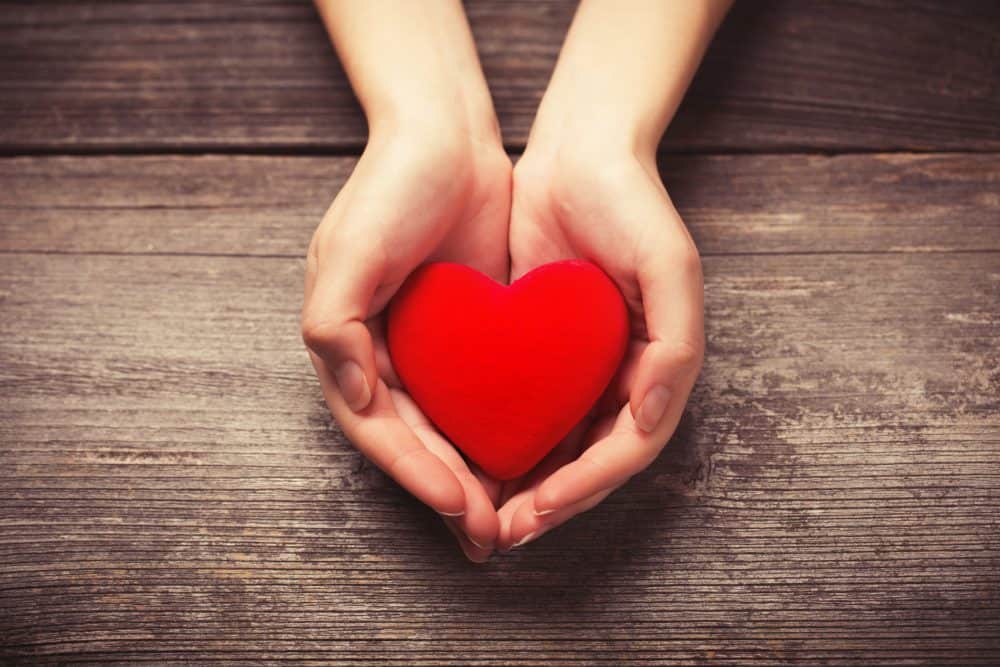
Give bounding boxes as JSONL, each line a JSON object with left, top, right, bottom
{"left": 302, "top": 122, "right": 511, "bottom": 562}
{"left": 486, "top": 0, "right": 726, "bottom": 550}
{"left": 496, "top": 139, "right": 705, "bottom": 550}
{"left": 309, "top": 0, "right": 514, "bottom": 561}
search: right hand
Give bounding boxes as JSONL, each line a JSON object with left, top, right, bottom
{"left": 301, "top": 121, "right": 511, "bottom": 561}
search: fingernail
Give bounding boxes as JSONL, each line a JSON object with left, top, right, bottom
{"left": 438, "top": 510, "right": 465, "bottom": 518}
{"left": 512, "top": 531, "right": 537, "bottom": 548}
{"left": 636, "top": 385, "right": 671, "bottom": 432}
{"left": 334, "top": 360, "right": 371, "bottom": 412}
{"left": 534, "top": 507, "right": 556, "bottom": 517}
{"left": 469, "top": 537, "right": 492, "bottom": 550}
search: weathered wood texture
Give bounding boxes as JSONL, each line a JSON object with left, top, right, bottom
{"left": 2, "top": 152, "right": 998, "bottom": 256}
{"left": 3, "top": 0, "right": 1000, "bottom": 662}
{"left": 1, "top": 0, "right": 998, "bottom": 152}
{"left": 2, "top": 156, "right": 999, "bottom": 664}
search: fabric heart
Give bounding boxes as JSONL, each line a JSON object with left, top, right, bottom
{"left": 387, "top": 260, "right": 629, "bottom": 480}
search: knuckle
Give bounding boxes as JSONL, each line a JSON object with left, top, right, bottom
{"left": 387, "top": 446, "right": 422, "bottom": 479}
{"left": 300, "top": 316, "right": 342, "bottom": 353}
{"left": 668, "top": 337, "right": 705, "bottom": 371}
{"left": 671, "top": 242, "right": 703, "bottom": 279}
{"left": 318, "top": 223, "right": 355, "bottom": 255}
{"left": 581, "top": 453, "right": 617, "bottom": 480}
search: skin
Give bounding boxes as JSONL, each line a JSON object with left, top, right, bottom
{"left": 496, "top": 0, "right": 732, "bottom": 550}
{"left": 305, "top": 0, "right": 510, "bottom": 561}
{"left": 305, "top": 0, "right": 731, "bottom": 560}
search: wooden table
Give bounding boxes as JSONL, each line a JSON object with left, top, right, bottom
{"left": 2, "top": 2, "right": 998, "bottom": 664}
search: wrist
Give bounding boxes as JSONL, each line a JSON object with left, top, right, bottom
{"left": 523, "top": 0, "right": 733, "bottom": 165}
{"left": 319, "top": 0, "right": 502, "bottom": 150}
{"left": 366, "top": 86, "right": 502, "bottom": 153}
{"left": 522, "top": 109, "right": 658, "bottom": 184}
{"left": 527, "top": 96, "right": 660, "bottom": 168}
{"left": 363, "top": 103, "right": 509, "bottom": 200}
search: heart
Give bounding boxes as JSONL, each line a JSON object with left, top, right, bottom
{"left": 387, "top": 260, "right": 629, "bottom": 480}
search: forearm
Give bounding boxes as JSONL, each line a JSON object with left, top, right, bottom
{"left": 314, "top": 0, "right": 499, "bottom": 143}
{"left": 530, "top": 0, "right": 731, "bottom": 157}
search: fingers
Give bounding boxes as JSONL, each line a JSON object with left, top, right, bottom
{"left": 502, "top": 485, "right": 617, "bottom": 550}
{"left": 630, "top": 338, "right": 702, "bottom": 432}
{"left": 471, "top": 463, "right": 504, "bottom": 509}
{"left": 443, "top": 517, "right": 493, "bottom": 563}
{"left": 302, "top": 234, "right": 386, "bottom": 412}
{"left": 391, "top": 389, "right": 500, "bottom": 551}
{"left": 496, "top": 416, "right": 618, "bottom": 550}
{"left": 371, "top": 320, "right": 403, "bottom": 388}
{"left": 496, "top": 494, "right": 531, "bottom": 549}
{"left": 310, "top": 352, "right": 466, "bottom": 517}
{"left": 495, "top": 423, "right": 590, "bottom": 547}
{"left": 531, "top": 402, "right": 683, "bottom": 516}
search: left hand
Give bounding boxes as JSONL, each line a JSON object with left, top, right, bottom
{"left": 495, "top": 139, "right": 705, "bottom": 550}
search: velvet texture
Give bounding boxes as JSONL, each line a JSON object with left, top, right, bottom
{"left": 387, "top": 260, "right": 629, "bottom": 480}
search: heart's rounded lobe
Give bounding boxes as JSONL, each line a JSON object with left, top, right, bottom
{"left": 387, "top": 260, "right": 629, "bottom": 480}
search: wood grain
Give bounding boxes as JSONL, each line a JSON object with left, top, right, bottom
{"left": 1, "top": 1, "right": 997, "bottom": 152}
{"left": 2, "top": 153, "right": 998, "bottom": 256}
{"left": 2, "top": 0, "right": 1000, "bottom": 661}
{"left": 2, "top": 157, "right": 999, "bottom": 664}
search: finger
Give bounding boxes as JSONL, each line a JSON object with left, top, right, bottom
{"left": 370, "top": 320, "right": 403, "bottom": 389}
{"left": 502, "top": 414, "right": 617, "bottom": 549}
{"left": 311, "top": 352, "right": 466, "bottom": 517}
{"left": 507, "top": 485, "right": 617, "bottom": 549}
{"left": 496, "top": 454, "right": 561, "bottom": 547}
{"left": 629, "top": 206, "right": 705, "bottom": 433}
{"left": 497, "top": 494, "right": 530, "bottom": 550}
{"left": 532, "top": 401, "right": 684, "bottom": 515}
{"left": 495, "top": 423, "right": 590, "bottom": 550}
{"left": 630, "top": 338, "right": 702, "bottom": 433}
{"left": 456, "top": 472, "right": 501, "bottom": 551}
{"left": 470, "top": 462, "right": 504, "bottom": 509}
{"left": 443, "top": 516, "right": 492, "bottom": 563}
{"left": 301, "top": 234, "right": 385, "bottom": 412}
{"left": 392, "top": 389, "right": 500, "bottom": 550}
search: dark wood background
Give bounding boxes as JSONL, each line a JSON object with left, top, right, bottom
{"left": 1, "top": 1, "right": 998, "bottom": 664}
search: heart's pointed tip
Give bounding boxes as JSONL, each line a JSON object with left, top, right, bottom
{"left": 479, "top": 462, "right": 533, "bottom": 482}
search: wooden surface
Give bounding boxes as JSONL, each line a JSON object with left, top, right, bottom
{"left": 1, "top": 1, "right": 999, "bottom": 665}
{"left": 2, "top": 153, "right": 998, "bottom": 256}
{"left": 1, "top": 1, "right": 999, "bottom": 152}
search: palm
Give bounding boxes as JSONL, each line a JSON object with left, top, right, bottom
{"left": 359, "top": 142, "right": 511, "bottom": 382}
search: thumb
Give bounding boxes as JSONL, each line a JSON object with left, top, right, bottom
{"left": 628, "top": 233, "right": 705, "bottom": 434}
{"left": 629, "top": 338, "right": 702, "bottom": 433}
{"left": 301, "top": 239, "right": 384, "bottom": 412}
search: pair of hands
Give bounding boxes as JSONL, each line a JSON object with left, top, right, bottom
{"left": 302, "top": 118, "right": 704, "bottom": 561}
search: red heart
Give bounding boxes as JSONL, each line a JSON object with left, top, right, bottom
{"left": 387, "top": 260, "right": 629, "bottom": 480}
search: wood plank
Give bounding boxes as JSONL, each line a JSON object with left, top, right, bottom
{"left": 1, "top": 1, "right": 998, "bottom": 152}
{"left": 1, "top": 249, "right": 998, "bottom": 664}
{"left": 1, "top": 153, "right": 998, "bottom": 257}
